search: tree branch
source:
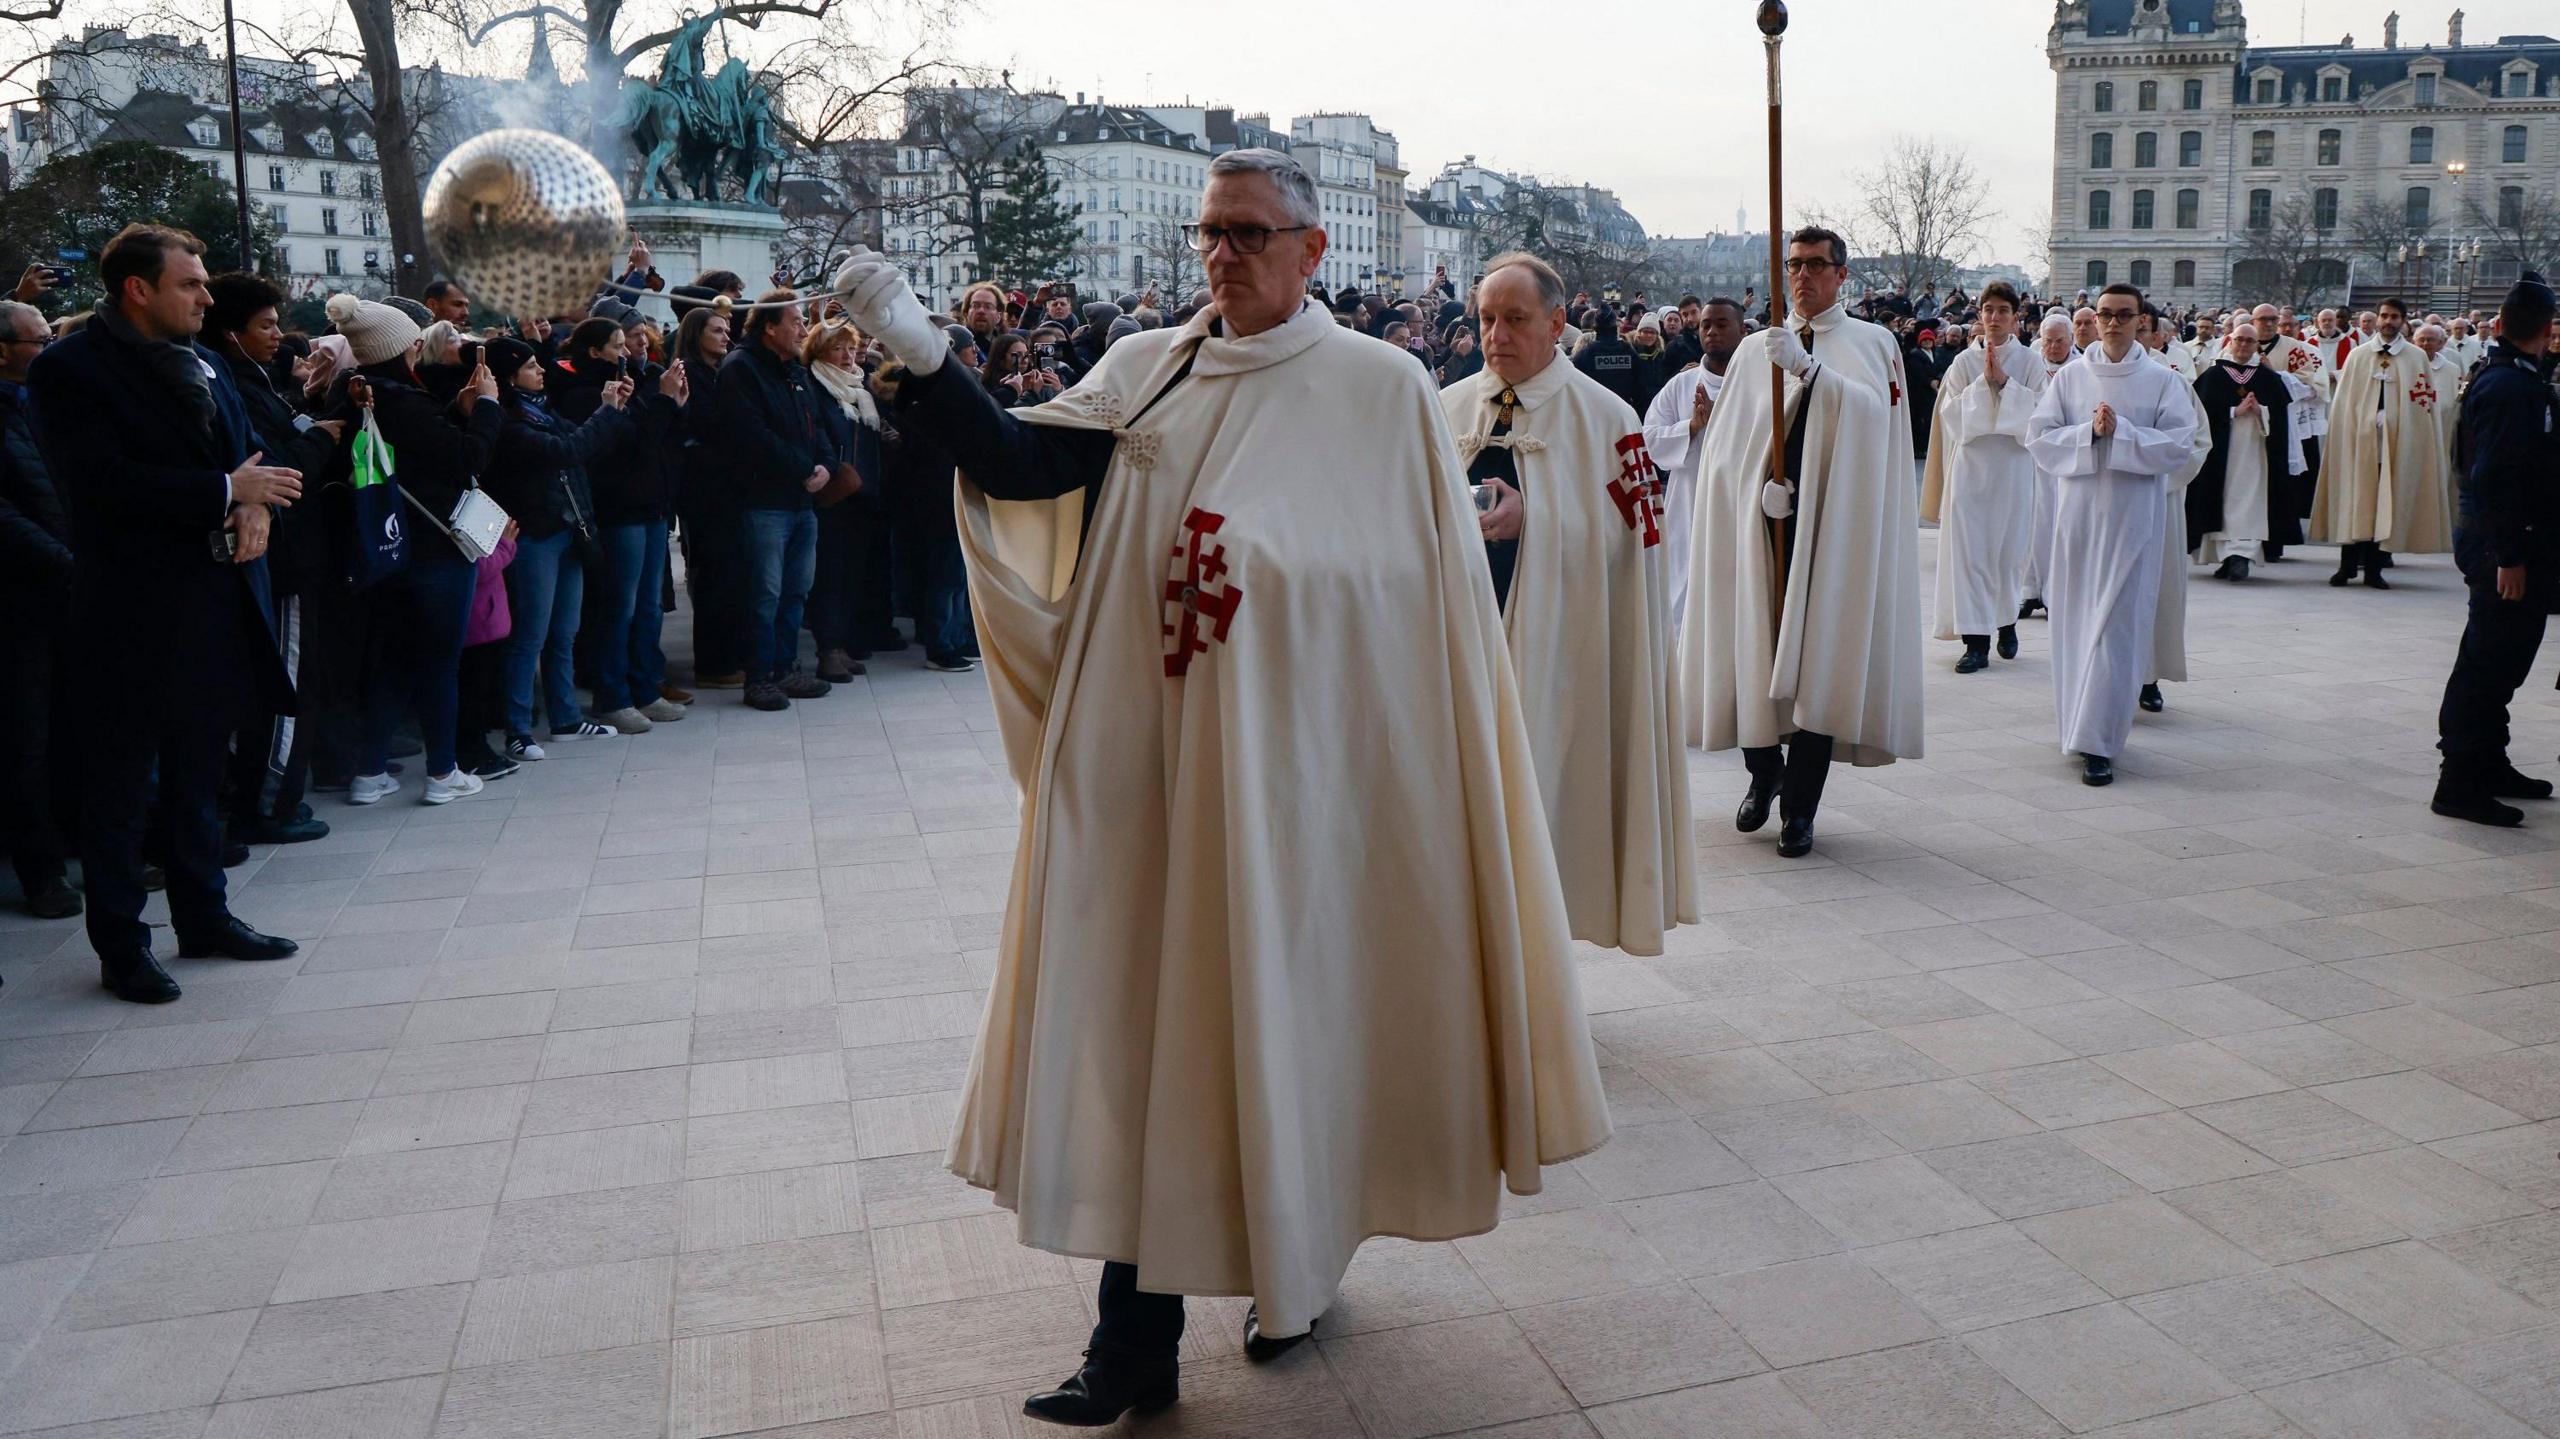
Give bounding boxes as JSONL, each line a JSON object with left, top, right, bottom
{"left": 468, "top": 4, "right": 581, "bottom": 46}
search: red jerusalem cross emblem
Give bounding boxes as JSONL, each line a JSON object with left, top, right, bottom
{"left": 1163, "top": 507, "right": 1243, "bottom": 678}
{"left": 1608, "top": 434, "right": 1664, "bottom": 549}
{"left": 2409, "top": 376, "right": 2439, "bottom": 413}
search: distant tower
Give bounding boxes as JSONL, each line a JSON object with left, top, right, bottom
{"left": 525, "top": 11, "right": 557, "bottom": 86}
{"left": 1736, "top": 202, "right": 1748, "bottom": 234}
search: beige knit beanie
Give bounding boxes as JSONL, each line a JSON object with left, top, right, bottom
{"left": 325, "top": 292, "right": 423, "bottom": 367}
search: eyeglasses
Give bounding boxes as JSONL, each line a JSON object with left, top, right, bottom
{"left": 1782, "top": 258, "right": 1840, "bottom": 275}
{"left": 1181, "top": 223, "right": 1311, "bottom": 255}
{"left": 2094, "top": 308, "right": 2141, "bottom": 323}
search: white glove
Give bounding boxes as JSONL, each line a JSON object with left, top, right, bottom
{"left": 1763, "top": 324, "right": 1819, "bottom": 384}
{"left": 1761, "top": 480, "right": 1794, "bottom": 519}
{"left": 830, "top": 246, "right": 945, "bottom": 376}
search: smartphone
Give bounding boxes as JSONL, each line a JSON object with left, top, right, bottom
{"left": 1471, "top": 484, "right": 1496, "bottom": 515}
{"left": 1035, "top": 341, "right": 1058, "bottom": 373}
{"left": 456, "top": 339, "right": 482, "bottom": 372}
{"left": 209, "top": 526, "right": 239, "bottom": 562}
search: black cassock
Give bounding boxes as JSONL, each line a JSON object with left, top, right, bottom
{"left": 2187, "top": 362, "right": 2299, "bottom": 554}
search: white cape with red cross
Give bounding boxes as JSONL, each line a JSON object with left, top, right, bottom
{"left": 1441, "top": 359, "right": 1698, "bottom": 959}
{"left": 941, "top": 299, "right": 1611, "bottom": 1341}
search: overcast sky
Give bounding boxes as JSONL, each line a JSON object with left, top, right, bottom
{"left": 191, "top": 0, "right": 2560, "bottom": 264}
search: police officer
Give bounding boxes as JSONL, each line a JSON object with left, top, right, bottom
{"left": 2434, "top": 272, "right": 2560, "bottom": 826}
{"left": 1571, "top": 305, "right": 1644, "bottom": 410}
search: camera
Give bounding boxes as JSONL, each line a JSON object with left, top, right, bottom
{"left": 1034, "top": 341, "right": 1058, "bottom": 373}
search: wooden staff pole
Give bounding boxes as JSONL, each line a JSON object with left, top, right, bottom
{"left": 1760, "top": 0, "right": 1790, "bottom": 493}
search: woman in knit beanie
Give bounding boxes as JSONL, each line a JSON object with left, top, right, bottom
{"left": 322, "top": 291, "right": 505, "bottom": 807}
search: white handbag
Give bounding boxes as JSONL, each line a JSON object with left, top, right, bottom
{"left": 402, "top": 481, "right": 510, "bottom": 562}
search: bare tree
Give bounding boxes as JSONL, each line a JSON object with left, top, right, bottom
{"left": 1133, "top": 218, "right": 1199, "bottom": 302}
{"left": 1809, "top": 135, "right": 1993, "bottom": 298}
{"left": 2232, "top": 191, "right": 2350, "bottom": 312}
{"left": 2346, "top": 192, "right": 2438, "bottom": 281}
{"left": 2465, "top": 182, "right": 2560, "bottom": 284}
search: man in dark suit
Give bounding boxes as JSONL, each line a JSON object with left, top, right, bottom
{"left": 26, "top": 224, "right": 305, "bottom": 1002}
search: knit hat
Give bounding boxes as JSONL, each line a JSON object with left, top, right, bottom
{"left": 483, "top": 337, "right": 539, "bottom": 389}
{"left": 385, "top": 296, "right": 433, "bottom": 326}
{"left": 2505, "top": 270, "right": 2556, "bottom": 312}
{"left": 943, "top": 324, "right": 977, "bottom": 355}
{"left": 325, "top": 293, "right": 423, "bottom": 366}
{"left": 1105, "top": 316, "right": 1142, "bottom": 347}
{"left": 1081, "top": 301, "right": 1121, "bottom": 327}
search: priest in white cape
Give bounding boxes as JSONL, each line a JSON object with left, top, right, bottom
{"left": 2019, "top": 312, "right": 2080, "bottom": 617}
{"left": 2311, "top": 296, "right": 2454, "bottom": 588}
{"left": 2139, "top": 307, "right": 2215, "bottom": 716}
{"left": 2027, "top": 285, "right": 2202, "bottom": 786}
{"left": 830, "top": 149, "right": 1610, "bottom": 1429}
{"left": 1449, "top": 252, "right": 1697, "bottom": 955}
{"left": 1641, "top": 297, "right": 1745, "bottom": 648}
{"left": 1919, "top": 281, "right": 2043, "bottom": 674}
{"left": 1682, "top": 226, "right": 1923, "bottom": 860}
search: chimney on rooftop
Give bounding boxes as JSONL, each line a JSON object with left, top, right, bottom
{"left": 2448, "top": 8, "right": 2464, "bottom": 46}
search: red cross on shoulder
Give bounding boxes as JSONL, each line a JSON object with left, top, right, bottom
{"left": 1162, "top": 507, "right": 1243, "bottom": 678}
{"left": 1608, "top": 434, "right": 1663, "bottom": 549}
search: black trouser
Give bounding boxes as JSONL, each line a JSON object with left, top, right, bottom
{"left": 83, "top": 697, "right": 235, "bottom": 956}
{"left": 306, "top": 583, "right": 369, "bottom": 788}
{"left": 1742, "top": 730, "right": 1835, "bottom": 820}
{"left": 2437, "top": 573, "right": 2548, "bottom": 790}
{"left": 227, "top": 591, "right": 310, "bottom": 827}
{"left": 2336, "top": 539, "right": 2388, "bottom": 574}
{"left": 679, "top": 493, "right": 747, "bottom": 679}
{"left": 1092, "top": 1262, "right": 1184, "bottom": 1362}
{"left": 1, "top": 612, "right": 70, "bottom": 891}
{"left": 456, "top": 641, "right": 507, "bottom": 765}
{"left": 807, "top": 500, "right": 876, "bottom": 655}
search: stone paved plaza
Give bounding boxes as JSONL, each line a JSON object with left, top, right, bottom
{"left": 4, "top": 541, "right": 2560, "bottom": 1438}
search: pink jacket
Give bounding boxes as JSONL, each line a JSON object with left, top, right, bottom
{"left": 463, "top": 536, "right": 517, "bottom": 647}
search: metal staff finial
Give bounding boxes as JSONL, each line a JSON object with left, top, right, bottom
{"left": 1757, "top": 0, "right": 1789, "bottom": 37}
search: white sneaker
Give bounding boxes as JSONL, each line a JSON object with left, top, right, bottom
{"left": 348, "top": 773, "right": 399, "bottom": 806}
{"left": 423, "top": 770, "right": 485, "bottom": 805}
{"left": 506, "top": 736, "right": 546, "bottom": 762}
{"left": 551, "top": 720, "right": 618, "bottom": 741}
{"left": 595, "top": 707, "right": 653, "bottom": 735}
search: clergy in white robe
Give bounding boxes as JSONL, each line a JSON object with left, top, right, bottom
{"left": 1681, "top": 227, "right": 1921, "bottom": 858}
{"left": 1642, "top": 362, "right": 1726, "bottom": 647}
{"left": 1448, "top": 252, "right": 1697, "bottom": 956}
{"left": 830, "top": 150, "right": 1610, "bottom": 1421}
{"left": 2026, "top": 292, "right": 2202, "bottom": 784}
{"left": 2145, "top": 348, "right": 2214, "bottom": 699}
{"left": 1919, "top": 283, "right": 2044, "bottom": 670}
{"left": 2311, "top": 300, "right": 2455, "bottom": 586}
{"left": 2188, "top": 328, "right": 2299, "bottom": 579}
{"left": 2416, "top": 325, "right": 2469, "bottom": 471}
{"left": 2019, "top": 314, "right": 2080, "bottom": 613}
{"left": 2240, "top": 305, "right": 2333, "bottom": 553}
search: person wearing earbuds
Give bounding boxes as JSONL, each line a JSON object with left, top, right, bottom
{"left": 1680, "top": 224, "right": 1922, "bottom": 860}
{"left": 827, "top": 146, "right": 1608, "bottom": 1428}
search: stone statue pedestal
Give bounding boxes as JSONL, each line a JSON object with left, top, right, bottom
{"left": 623, "top": 201, "right": 785, "bottom": 323}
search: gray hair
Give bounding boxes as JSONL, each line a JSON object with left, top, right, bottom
{"left": 0, "top": 300, "right": 44, "bottom": 340}
{"left": 2037, "top": 312, "right": 2073, "bottom": 337}
{"left": 1481, "top": 251, "right": 1567, "bottom": 311}
{"left": 1207, "top": 148, "right": 1320, "bottom": 229}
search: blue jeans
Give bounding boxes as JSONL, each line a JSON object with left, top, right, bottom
{"left": 500, "top": 530, "right": 587, "bottom": 736}
{"left": 591, "top": 520, "right": 669, "bottom": 712}
{"left": 741, "top": 506, "right": 816, "bottom": 681}
{"left": 914, "top": 528, "right": 973, "bottom": 660}
{"left": 361, "top": 545, "right": 476, "bottom": 777}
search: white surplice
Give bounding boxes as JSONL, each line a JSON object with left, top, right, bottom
{"left": 2150, "top": 365, "right": 2213, "bottom": 686}
{"left": 2027, "top": 345, "right": 2202, "bottom": 760}
{"left": 2021, "top": 347, "right": 2076, "bottom": 604}
{"left": 1641, "top": 365, "right": 1725, "bottom": 646}
{"left": 1926, "top": 339, "right": 2046, "bottom": 640}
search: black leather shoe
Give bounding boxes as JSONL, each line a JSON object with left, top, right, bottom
{"left": 175, "top": 917, "right": 298, "bottom": 962}
{"left": 236, "top": 815, "right": 331, "bottom": 845}
{"left": 1244, "top": 1305, "right": 1316, "bottom": 1362}
{"left": 2433, "top": 792, "right": 2525, "bottom": 827}
{"left": 2261, "top": 543, "right": 2286, "bottom": 561}
{"left": 23, "top": 876, "right": 81, "bottom": 920}
{"left": 2018, "top": 597, "right": 2045, "bottom": 619}
{"left": 1735, "top": 775, "right": 1779, "bottom": 834}
{"left": 2138, "top": 683, "right": 2165, "bottom": 714}
{"left": 221, "top": 841, "right": 251, "bottom": 868}
{"left": 2490, "top": 765, "right": 2556, "bottom": 800}
{"left": 2082, "top": 754, "right": 2115, "bottom": 786}
{"left": 2363, "top": 570, "right": 2391, "bottom": 590}
{"left": 1955, "top": 647, "right": 1989, "bottom": 674}
{"left": 1996, "top": 625, "right": 2018, "bottom": 660}
{"left": 1022, "top": 1349, "right": 1177, "bottom": 1427}
{"left": 2328, "top": 564, "right": 2355, "bottom": 587}
{"left": 1777, "top": 816, "right": 1815, "bottom": 858}
{"left": 100, "top": 950, "right": 181, "bottom": 1003}
{"left": 2214, "top": 556, "right": 2250, "bottom": 581}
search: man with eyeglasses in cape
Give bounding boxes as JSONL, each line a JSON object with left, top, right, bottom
{"left": 1681, "top": 225, "right": 1923, "bottom": 861}
{"left": 829, "top": 146, "right": 1609, "bottom": 1429}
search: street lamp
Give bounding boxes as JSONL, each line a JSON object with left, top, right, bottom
{"left": 1358, "top": 264, "right": 1373, "bottom": 291}
{"left": 1391, "top": 269, "right": 1405, "bottom": 296}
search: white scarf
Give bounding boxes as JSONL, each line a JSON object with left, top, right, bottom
{"left": 810, "top": 360, "right": 878, "bottom": 428}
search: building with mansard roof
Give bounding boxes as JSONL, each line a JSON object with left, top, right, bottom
{"left": 2048, "top": 0, "right": 2559, "bottom": 311}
